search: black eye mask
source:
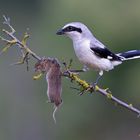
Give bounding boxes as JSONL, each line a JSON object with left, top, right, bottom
{"left": 63, "top": 26, "right": 82, "bottom": 33}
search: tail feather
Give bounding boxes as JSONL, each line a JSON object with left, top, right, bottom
{"left": 117, "top": 50, "right": 140, "bottom": 61}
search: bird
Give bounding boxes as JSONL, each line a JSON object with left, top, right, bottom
{"left": 56, "top": 22, "right": 140, "bottom": 85}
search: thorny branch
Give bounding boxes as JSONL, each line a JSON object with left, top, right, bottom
{"left": 0, "top": 16, "right": 140, "bottom": 119}
{"left": 62, "top": 68, "right": 140, "bottom": 116}
{"left": 0, "top": 16, "right": 41, "bottom": 64}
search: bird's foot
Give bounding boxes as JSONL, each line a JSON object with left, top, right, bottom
{"left": 90, "top": 82, "right": 99, "bottom": 91}
{"left": 82, "top": 65, "right": 89, "bottom": 72}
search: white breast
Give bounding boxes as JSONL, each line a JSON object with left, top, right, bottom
{"left": 73, "top": 39, "right": 116, "bottom": 71}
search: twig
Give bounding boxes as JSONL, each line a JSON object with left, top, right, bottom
{"left": 0, "top": 16, "right": 41, "bottom": 61}
{"left": 62, "top": 70, "right": 140, "bottom": 116}
{"left": 98, "top": 88, "right": 140, "bottom": 115}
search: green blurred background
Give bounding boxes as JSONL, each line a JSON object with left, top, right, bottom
{"left": 0, "top": 0, "right": 140, "bottom": 140}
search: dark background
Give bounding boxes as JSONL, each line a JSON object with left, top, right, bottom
{"left": 0, "top": 0, "right": 140, "bottom": 140}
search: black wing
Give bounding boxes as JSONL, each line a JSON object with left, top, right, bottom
{"left": 90, "top": 42, "right": 122, "bottom": 61}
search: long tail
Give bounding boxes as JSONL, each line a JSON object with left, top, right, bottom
{"left": 117, "top": 50, "right": 140, "bottom": 61}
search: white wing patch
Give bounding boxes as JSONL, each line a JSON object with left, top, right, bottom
{"left": 107, "top": 56, "right": 113, "bottom": 60}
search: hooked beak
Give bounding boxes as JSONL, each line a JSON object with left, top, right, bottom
{"left": 56, "top": 29, "right": 65, "bottom": 35}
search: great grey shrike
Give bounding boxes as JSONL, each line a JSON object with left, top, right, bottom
{"left": 56, "top": 22, "right": 140, "bottom": 84}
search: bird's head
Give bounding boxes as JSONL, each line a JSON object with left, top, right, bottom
{"left": 56, "top": 22, "right": 93, "bottom": 41}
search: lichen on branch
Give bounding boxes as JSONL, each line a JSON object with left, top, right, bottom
{"left": 0, "top": 16, "right": 41, "bottom": 67}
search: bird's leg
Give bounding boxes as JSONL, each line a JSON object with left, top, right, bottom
{"left": 92, "top": 70, "right": 103, "bottom": 87}
{"left": 82, "top": 65, "right": 89, "bottom": 72}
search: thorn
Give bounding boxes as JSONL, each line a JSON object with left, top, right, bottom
{"left": 25, "top": 54, "right": 30, "bottom": 71}
{"left": 70, "top": 87, "right": 80, "bottom": 91}
{"left": 62, "top": 62, "right": 67, "bottom": 67}
{"left": 3, "top": 15, "right": 15, "bottom": 34}
{"left": 104, "top": 88, "right": 109, "bottom": 91}
{"left": 0, "top": 44, "right": 11, "bottom": 55}
{"left": 70, "top": 87, "right": 85, "bottom": 95}
{"left": 10, "top": 61, "right": 24, "bottom": 66}
{"left": 0, "top": 36, "right": 11, "bottom": 43}
{"left": 3, "top": 15, "right": 10, "bottom": 25}
{"left": 2, "top": 29, "right": 6, "bottom": 32}
{"left": 68, "top": 59, "right": 73, "bottom": 69}
{"left": 10, "top": 52, "right": 30, "bottom": 70}
{"left": 128, "top": 104, "right": 133, "bottom": 108}
{"left": 79, "top": 91, "right": 84, "bottom": 96}
{"left": 104, "top": 87, "right": 111, "bottom": 94}
{"left": 3, "top": 15, "right": 8, "bottom": 23}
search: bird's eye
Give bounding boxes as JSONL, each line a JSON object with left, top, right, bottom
{"left": 67, "top": 26, "right": 73, "bottom": 31}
